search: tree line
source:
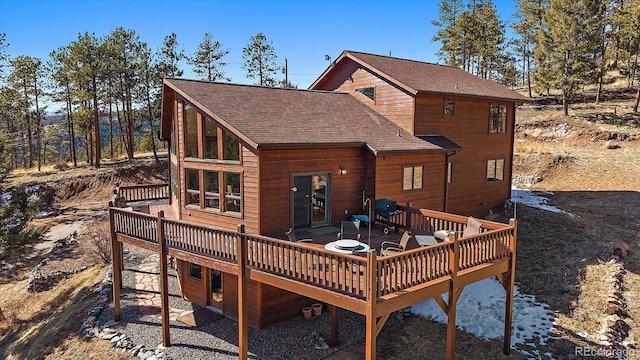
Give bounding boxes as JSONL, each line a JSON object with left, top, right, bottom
{"left": 432, "top": 0, "right": 640, "bottom": 115}
{"left": 0, "top": 30, "right": 285, "bottom": 170}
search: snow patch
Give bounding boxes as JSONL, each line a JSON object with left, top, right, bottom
{"left": 510, "top": 188, "right": 573, "bottom": 216}
{"left": 412, "top": 277, "right": 556, "bottom": 348}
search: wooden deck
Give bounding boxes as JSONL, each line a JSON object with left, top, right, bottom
{"left": 109, "top": 184, "right": 517, "bottom": 360}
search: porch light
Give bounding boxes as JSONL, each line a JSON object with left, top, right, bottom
{"left": 340, "top": 166, "right": 347, "bottom": 176}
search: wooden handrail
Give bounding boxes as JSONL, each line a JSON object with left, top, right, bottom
{"left": 117, "top": 183, "right": 170, "bottom": 202}
{"left": 110, "top": 205, "right": 515, "bottom": 302}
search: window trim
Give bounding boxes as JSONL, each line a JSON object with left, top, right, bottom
{"left": 402, "top": 165, "right": 424, "bottom": 191}
{"left": 183, "top": 167, "right": 244, "bottom": 218}
{"left": 486, "top": 158, "right": 505, "bottom": 183}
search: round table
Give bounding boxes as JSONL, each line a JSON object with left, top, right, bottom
{"left": 324, "top": 240, "right": 370, "bottom": 254}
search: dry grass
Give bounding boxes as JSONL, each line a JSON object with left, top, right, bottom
{"left": 0, "top": 265, "right": 132, "bottom": 360}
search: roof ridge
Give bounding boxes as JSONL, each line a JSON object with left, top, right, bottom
{"left": 343, "top": 50, "right": 456, "bottom": 70}
{"left": 166, "top": 77, "right": 343, "bottom": 95}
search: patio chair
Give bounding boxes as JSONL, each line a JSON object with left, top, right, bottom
{"left": 433, "top": 216, "right": 483, "bottom": 241}
{"left": 285, "top": 228, "right": 313, "bottom": 243}
{"left": 380, "top": 231, "right": 412, "bottom": 256}
{"left": 337, "top": 219, "right": 361, "bottom": 241}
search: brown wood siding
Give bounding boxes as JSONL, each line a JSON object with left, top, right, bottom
{"left": 178, "top": 260, "right": 207, "bottom": 307}
{"left": 259, "top": 147, "right": 365, "bottom": 235}
{"left": 335, "top": 67, "right": 415, "bottom": 133}
{"left": 374, "top": 152, "right": 447, "bottom": 210}
{"left": 222, "top": 273, "right": 263, "bottom": 328}
{"left": 259, "top": 284, "right": 315, "bottom": 327}
{"left": 414, "top": 94, "right": 514, "bottom": 217}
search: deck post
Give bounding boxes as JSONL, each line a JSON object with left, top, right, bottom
{"left": 503, "top": 219, "right": 518, "bottom": 354}
{"left": 446, "top": 233, "right": 460, "bottom": 360}
{"left": 157, "top": 211, "right": 171, "bottom": 347}
{"left": 237, "top": 224, "right": 248, "bottom": 360}
{"left": 329, "top": 304, "right": 340, "bottom": 346}
{"left": 108, "top": 204, "right": 121, "bottom": 321}
{"left": 365, "top": 250, "right": 377, "bottom": 360}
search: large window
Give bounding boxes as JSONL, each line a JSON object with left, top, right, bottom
{"left": 183, "top": 102, "right": 240, "bottom": 161}
{"left": 489, "top": 105, "right": 507, "bottom": 133}
{"left": 486, "top": 159, "right": 505, "bottom": 182}
{"left": 184, "top": 168, "right": 241, "bottom": 214}
{"left": 403, "top": 166, "right": 423, "bottom": 191}
{"left": 184, "top": 105, "right": 199, "bottom": 158}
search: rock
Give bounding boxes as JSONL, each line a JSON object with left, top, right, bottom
{"left": 612, "top": 241, "right": 630, "bottom": 257}
{"left": 604, "top": 140, "right": 620, "bottom": 149}
{"left": 101, "top": 332, "right": 118, "bottom": 340}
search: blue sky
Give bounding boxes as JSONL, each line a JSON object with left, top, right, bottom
{"left": 0, "top": 0, "right": 517, "bottom": 89}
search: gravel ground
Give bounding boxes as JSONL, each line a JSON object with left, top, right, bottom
{"left": 97, "top": 243, "right": 380, "bottom": 359}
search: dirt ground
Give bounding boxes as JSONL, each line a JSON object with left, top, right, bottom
{"left": 2, "top": 86, "right": 640, "bottom": 359}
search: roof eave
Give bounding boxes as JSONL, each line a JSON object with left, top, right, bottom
{"left": 415, "top": 90, "right": 532, "bottom": 103}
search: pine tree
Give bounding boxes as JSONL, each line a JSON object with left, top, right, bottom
{"left": 432, "top": 0, "right": 465, "bottom": 66}
{"left": 188, "top": 32, "right": 230, "bottom": 82}
{"left": 156, "top": 32, "right": 185, "bottom": 78}
{"left": 512, "top": 0, "right": 548, "bottom": 97}
{"left": 535, "top": 0, "right": 605, "bottom": 115}
{"left": 242, "top": 33, "right": 280, "bottom": 87}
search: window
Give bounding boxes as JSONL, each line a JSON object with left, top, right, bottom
{"left": 204, "top": 117, "right": 218, "bottom": 159}
{"left": 486, "top": 159, "right": 505, "bottom": 182}
{"left": 185, "top": 168, "right": 200, "bottom": 205}
{"left": 489, "top": 105, "right": 507, "bottom": 133}
{"left": 403, "top": 166, "right": 423, "bottom": 191}
{"left": 204, "top": 171, "right": 220, "bottom": 210}
{"left": 223, "top": 130, "right": 240, "bottom": 161}
{"left": 183, "top": 101, "right": 240, "bottom": 161}
{"left": 444, "top": 101, "right": 455, "bottom": 116}
{"left": 447, "top": 163, "right": 453, "bottom": 183}
{"left": 224, "top": 172, "right": 241, "bottom": 213}
{"left": 188, "top": 263, "right": 202, "bottom": 280}
{"left": 184, "top": 105, "right": 199, "bottom": 158}
{"left": 356, "top": 87, "right": 375, "bottom": 101}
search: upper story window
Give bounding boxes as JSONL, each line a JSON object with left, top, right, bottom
{"left": 489, "top": 105, "right": 507, "bottom": 133}
{"left": 185, "top": 168, "right": 242, "bottom": 215}
{"left": 183, "top": 101, "right": 240, "bottom": 161}
{"left": 486, "top": 159, "right": 505, "bottom": 182}
{"left": 403, "top": 165, "right": 423, "bottom": 191}
{"left": 356, "top": 87, "right": 375, "bottom": 101}
{"left": 444, "top": 101, "right": 455, "bottom": 116}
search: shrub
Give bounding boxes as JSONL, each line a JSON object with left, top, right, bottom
{"left": 85, "top": 222, "right": 111, "bottom": 264}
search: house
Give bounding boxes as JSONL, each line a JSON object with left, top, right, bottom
{"left": 109, "top": 50, "right": 524, "bottom": 359}
{"left": 310, "top": 51, "right": 531, "bottom": 216}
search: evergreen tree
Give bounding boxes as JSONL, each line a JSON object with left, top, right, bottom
{"left": 242, "top": 33, "right": 280, "bottom": 87}
{"left": 0, "top": 135, "right": 47, "bottom": 259}
{"left": 188, "top": 32, "right": 230, "bottom": 82}
{"left": 156, "top": 32, "right": 185, "bottom": 78}
{"left": 0, "top": 33, "right": 9, "bottom": 81}
{"left": 535, "top": 0, "right": 606, "bottom": 115}
{"left": 48, "top": 46, "right": 78, "bottom": 166}
{"left": 512, "top": 0, "right": 548, "bottom": 97}
{"left": 432, "top": 0, "right": 465, "bottom": 66}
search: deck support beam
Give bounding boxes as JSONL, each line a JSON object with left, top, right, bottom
{"left": 503, "top": 219, "right": 518, "bottom": 355}
{"left": 108, "top": 205, "right": 122, "bottom": 321}
{"left": 445, "top": 233, "right": 460, "bottom": 360}
{"left": 329, "top": 304, "right": 340, "bottom": 346}
{"left": 365, "top": 250, "right": 377, "bottom": 360}
{"left": 157, "top": 211, "right": 171, "bottom": 347}
{"left": 237, "top": 225, "right": 248, "bottom": 360}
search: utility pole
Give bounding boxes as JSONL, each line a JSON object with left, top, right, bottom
{"left": 284, "top": 58, "right": 288, "bottom": 86}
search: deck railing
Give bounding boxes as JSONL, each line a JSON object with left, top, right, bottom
{"left": 117, "top": 183, "right": 170, "bottom": 202}
{"left": 110, "top": 205, "right": 515, "bottom": 301}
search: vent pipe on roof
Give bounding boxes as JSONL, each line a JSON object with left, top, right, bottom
{"left": 397, "top": 128, "right": 401, "bottom": 137}
{"left": 455, "top": 81, "right": 459, "bottom": 90}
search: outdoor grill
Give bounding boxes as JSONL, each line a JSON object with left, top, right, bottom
{"left": 374, "top": 198, "right": 401, "bottom": 234}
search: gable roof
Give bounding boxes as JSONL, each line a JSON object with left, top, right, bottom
{"left": 162, "top": 78, "right": 459, "bottom": 154}
{"left": 310, "top": 50, "right": 531, "bottom": 102}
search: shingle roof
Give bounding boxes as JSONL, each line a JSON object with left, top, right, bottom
{"left": 313, "top": 51, "right": 531, "bottom": 102}
{"left": 164, "top": 78, "right": 458, "bottom": 154}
